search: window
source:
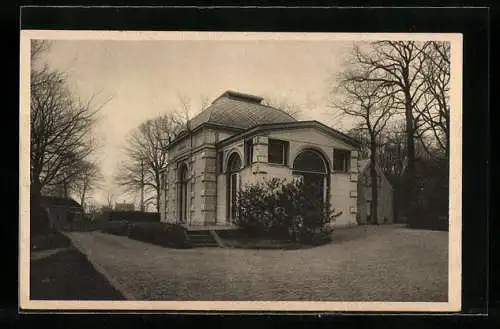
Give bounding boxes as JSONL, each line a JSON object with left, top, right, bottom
{"left": 244, "top": 138, "right": 253, "bottom": 166}
{"left": 268, "top": 139, "right": 289, "bottom": 165}
{"left": 333, "top": 149, "right": 350, "bottom": 172}
{"left": 217, "top": 151, "right": 224, "bottom": 174}
{"left": 160, "top": 172, "right": 166, "bottom": 190}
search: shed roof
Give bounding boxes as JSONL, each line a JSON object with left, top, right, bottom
{"left": 39, "top": 196, "right": 82, "bottom": 208}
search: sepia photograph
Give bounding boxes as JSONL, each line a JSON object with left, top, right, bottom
{"left": 19, "top": 31, "right": 462, "bottom": 312}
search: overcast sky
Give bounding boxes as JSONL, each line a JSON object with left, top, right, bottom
{"left": 39, "top": 39, "right": 357, "bottom": 206}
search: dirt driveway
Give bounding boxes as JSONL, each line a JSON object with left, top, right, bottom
{"left": 66, "top": 225, "right": 448, "bottom": 302}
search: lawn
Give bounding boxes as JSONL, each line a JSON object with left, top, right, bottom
{"left": 30, "top": 245, "right": 125, "bottom": 300}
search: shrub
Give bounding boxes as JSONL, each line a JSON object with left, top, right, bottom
{"left": 31, "top": 231, "right": 72, "bottom": 251}
{"left": 100, "top": 220, "right": 129, "bottom": 236}
{"left": 407, "top": 157, "right": 449, "bottom": 231}
{"left": 234, "top": 177, "right": 341, "bottom": 243}
{"left": 127, "top": 222, "right": 192, "bottom": 249}
{"left": 108, "top": 211, "right": 160, "bottom": 222}
{"left": 30, "top": 199, "right": 52, "bottom": 237}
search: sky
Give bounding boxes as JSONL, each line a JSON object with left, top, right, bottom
{"left": 39, "top": 38, "right": 358, "bottom": 206}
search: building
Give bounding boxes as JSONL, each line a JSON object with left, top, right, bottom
{"left": 356, "top": 159, "right": 394, "bottom": 225}
{"left": 39, "top": 196, "right": 84, "bottom": 230}
{"left": 114, "top": 202, "right": 135, "bottom": 211}
{"left": 160, "top": 90, "right": 362, "bottom": 228}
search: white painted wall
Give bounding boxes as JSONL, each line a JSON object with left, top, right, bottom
{"left": 213, "top": 126, "right": 359, "bottom": 228}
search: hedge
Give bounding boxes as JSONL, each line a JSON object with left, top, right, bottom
{"left": 127, "top": 222, "right": 192, "bottom": 249}
{"left": 99, "top": 220, "right": 129, "bottom": 236}
{"left": 103, "top": 211, "right": 160, "bottom": 222}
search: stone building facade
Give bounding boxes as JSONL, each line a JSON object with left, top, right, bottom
{"left": 160, "top": 90, "right": 361, "bottom": 228}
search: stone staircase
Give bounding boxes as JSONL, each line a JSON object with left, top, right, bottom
{"left": 185, "top": 229, "right": 221, "bottom": 248}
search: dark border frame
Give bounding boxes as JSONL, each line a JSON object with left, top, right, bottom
{"left": 14, "top": 4, "right": 490, "bottom": 324}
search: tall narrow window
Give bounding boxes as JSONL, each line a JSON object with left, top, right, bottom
{"left": 268, "top": 139, "right": 289, "bottom": 165}
{"left": 178, "top": 164, "right": 189, "bottom": 223}
{"left": 227, "top": 153, "right": 242, "bottom": 222}
{"left": 217, "top": 151, "right": 224, "bottom": 174}
{"left": 244, "top": 138, "right": 253, "bottom": 166}
{"left": 333, "top": 149, "right": 350, "bottom": 172}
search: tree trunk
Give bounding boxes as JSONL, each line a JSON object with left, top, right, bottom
{"left": 370, "top": 140, "right": 379, "bottom": 225}
{"left": 156, "top": 186, "right": 161, "bottom": 213}
{"left": 155, "top": 173, "right": 161, "bottom": 213}
{"left": 80, "top": 182, "right": 87, "bottom": 212}
{"left": 30, "top": 180, "right": 49, "bottom": 234}
{"left": 404, "top": 89, "right": 417, "bottom": 222}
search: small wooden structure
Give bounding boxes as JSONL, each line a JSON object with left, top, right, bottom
{"left": 39, "top": 196, "right": 84, "bottom": 230}
{"left": 356, "top": 160, "right": 394, "bottom": 225}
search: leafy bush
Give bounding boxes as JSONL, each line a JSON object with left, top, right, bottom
{"left": 127, "top": 222, "right": 192, "bottom": 249}
{"left": 234, "top": 177, "right": 341, "bottom": 243}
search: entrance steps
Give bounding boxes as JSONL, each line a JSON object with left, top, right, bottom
{"left": 185, "top": 229, "right": 221, "bottom": 248}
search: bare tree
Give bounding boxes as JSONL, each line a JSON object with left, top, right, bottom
{"left": 69, "top": 161, "right": 103, "bottom": 209}
{"left": 104, "top": 190, "right": 115, "bottom": 209}
{"left": 348, "top": 41, "right": 432, "bottom": 170}
{"left": 414, "top": 41, "right": 450, "bottom": 159}
{"left": 377, "top": 120, "right": 408, "bottom": 178}
{"left": 172, "top": 93, "right": 210, "bottom": 128}
{"left": 344, "top": 125, "right": 371, "bottom": 160}
{"left": 332, "top": 76, "right": 396, "bottom": 224}
{"left": 339, "top": 41, "right": 438, "bottom": 221}
{"left": 85, "top": 200, "right": 101, "bottom": 220}
{"left": 115, "top": 114, "right": 179, "bottom": 212}
{"left": 30, "top": 40, "right": 107, "bottom": 210}
{"left": 261, "top": 94, "right": 302, "bottom": 119}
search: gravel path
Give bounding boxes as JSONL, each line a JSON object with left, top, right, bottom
{"left": 66, "top": 225, "right": 448, "bottom": 302}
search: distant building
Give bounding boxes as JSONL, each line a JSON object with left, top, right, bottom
{"left": 356, "top": 160, "right": 394, "bottom": 225}
{"left": 114, "top": 202, "right": 135, "bottom": 211}
{"left": 39, "top": 196, "right": 84, "bottom": 230}
{"left": 160, "top": 90, "right": 362, "bottom": 228}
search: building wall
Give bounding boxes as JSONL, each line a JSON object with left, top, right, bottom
{"left": 356, "top": 165, "right": 394, "bottom": 225}
{"left": 161, "top": 127, "right": 238, "bottom": 226}
{"left": 162, "top": 125, "right": 360, "bottom": 228}
{"left": 44, "top": 206, "right": 83, "bottom": 230}
{"left": 263, "top": 128, "right": 359, "bottom": 228}
{"left": 215, "top": 127, "right": 359, "bottom": 228}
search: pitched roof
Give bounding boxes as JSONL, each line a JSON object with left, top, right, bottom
{"left": 187, "top": 90, "right": 297, "bottom": 131}
{"left": 357, "top": 160, "right": 393, "bottom": 187}
{"left": 216, "top": 120, "right": 362, "bottom": 149}
{"left": 39, "top": 196, "right": 82, "bottom": 208}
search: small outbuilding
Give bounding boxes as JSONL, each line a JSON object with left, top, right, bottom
{"left": 39, "top": 196, "right": 84, "bottom": 230}
{"left": 356, "top": 160, "right": 394, "bottom": 225}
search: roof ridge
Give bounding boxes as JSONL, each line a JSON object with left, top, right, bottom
{"left": 212, "top": 90, "right": 264, "bottom": 104}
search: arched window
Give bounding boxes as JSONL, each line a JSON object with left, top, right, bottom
{"left": 292, "top": 149, "right": 329, "bottom": 207}
{"left": 178, "top": 163, "right": 189, "bottom": 223}
{"left": 226, "top": 152, "right": 242, "bottom": 222}
{"left": 293, "top": 149, "right": 328, "bottom": 174}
